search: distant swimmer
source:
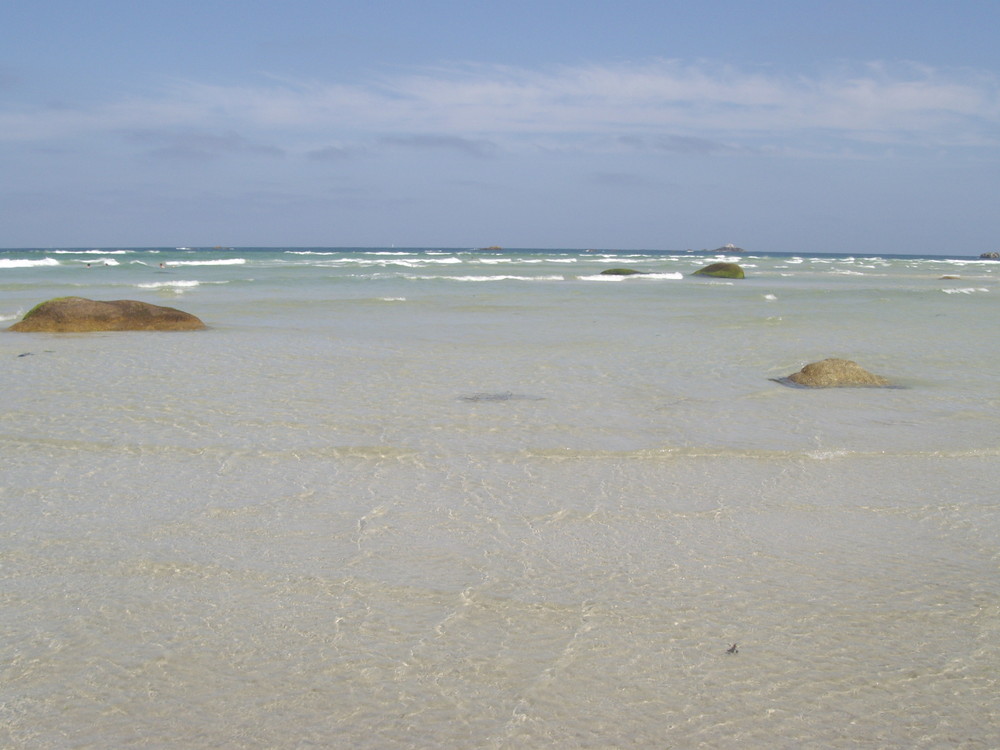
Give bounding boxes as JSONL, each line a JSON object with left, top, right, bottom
{"left": 726, "top": 643, "right": 738, "bottom": 654}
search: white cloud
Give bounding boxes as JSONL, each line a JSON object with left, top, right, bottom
{"left": 2, "top": 60, "right": 998, "bottom": 154}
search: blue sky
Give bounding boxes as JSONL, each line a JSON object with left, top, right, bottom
{"left": 2, "top": 0, "right": 999, "bottom": 253}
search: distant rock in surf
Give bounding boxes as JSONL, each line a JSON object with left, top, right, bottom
{"left": 980, "top": 251, "right": 999, "bottom": 259}
{"left": 8, "top": 297, "right": 206, "bottom": 332}
{"left": 778, "top": 358, "right": 889, "bottom": 388}
{"left": 599, "top": 268, "right": 646, "bottom": 276}
{"left": 711, "top": 244, "right": 746, "bottom": 254}
{"left": 691, "top": 262, "right": 745, "bottom": 279}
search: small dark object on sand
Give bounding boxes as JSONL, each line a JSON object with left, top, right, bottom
{"left": 460, "top": 391, "right": 515, "bottom": 402}
{"left": 726, "top": 643, "right": 738, "bottom": 654}
{"left": 460, "top": 392, "right": 544, "bottom": 402}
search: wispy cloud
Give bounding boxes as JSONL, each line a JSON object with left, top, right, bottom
{"left": 3, "top": 60, "right": 998, "bottom": 155}
{"left": 305, "top": 144, "right": 359, "bottom": 161}
{"left": 619, "top": 134, "right": 738, "bottom": 155}
{"left": 123, "top": 129, "right": 286, "bottom": 160}
{"left": 590, "top": 171, "right": 667, "bottom": 188}
{"left": 377, "top": 134, "right": 496, "bottom": 157}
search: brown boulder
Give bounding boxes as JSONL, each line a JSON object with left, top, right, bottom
{"left": 785, "top": 358, "right": 889, "bottom": 388}
{"left": 8, "top": 297, "right": 206, "bottom": 332}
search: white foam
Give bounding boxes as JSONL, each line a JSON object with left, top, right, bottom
{"left": 412, "top": 257, "right": 462, "bottom": 265}
{"left": 806, "top": 450, "right": 851, "bottom": 460}
{"left": 578, "top": 271, "right": 683, "bottom": 281}
{"left": 168, "top": 258, "right": 246, "bottom": 266}
{"left": 0, "top": 257, "right": 60, "bottom": 268}
{"left": 417, "top": 275, "right": 564, "bottom": 282}
{"left": 52, "top": 249, "right": 132, "bottom": 255}
{"left": 137, "top": 280, "right": 201, "bottom": 290}
{"left": 292, "top": 257, "right": 365, "bottom": 265}
{"left": 934, "top": 258, "right": 1000, "bottom": 266}
{"left": 942, "top": 287, "right": 989, "bottom": 294}
{"left": 351, "top": 257, "right": 465, "bottom": 268}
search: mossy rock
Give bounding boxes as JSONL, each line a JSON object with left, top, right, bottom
{"left": 781, "top": 358, "right": 889, "bottom": 388}
{"left": 8, "top": 297, "right": 206, "bottom": 332}
{"left": 691, "top": 262, "right": 744, "bottom": 279}
{"left": 599, "top": 268, "right": 645, "bottom": 276}
{"left": 22, "top": 296, "right": 73, "bottom": 319}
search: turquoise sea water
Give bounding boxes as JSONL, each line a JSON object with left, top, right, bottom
{"left": 2, "top": 247, "right": 998, "bottom": 748}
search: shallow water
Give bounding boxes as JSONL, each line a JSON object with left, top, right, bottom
{"left": 1, "top": 248, "right": 998, "bottom": 748}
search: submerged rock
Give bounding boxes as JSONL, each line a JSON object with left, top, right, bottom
{"left": 8, "top": 297, "right": 206, "bottom": 332}
{"left": 599, "top": 268, "right": 645, "bottom": 276}
{"left": 782, "top": 358, "right": 889, "bottom": 388}
{"left": 691, "top": 262, "right": 745, "bottom": 279}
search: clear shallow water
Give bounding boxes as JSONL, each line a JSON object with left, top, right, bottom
{"left": 1, "top": 248, "right": 998, "bottom": 748}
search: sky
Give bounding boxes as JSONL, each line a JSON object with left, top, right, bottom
{"left": 2, "top": 0, "right": 999, "bottom": 254}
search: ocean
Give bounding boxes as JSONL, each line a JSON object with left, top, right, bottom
{"left": 1, "top": 247, "right": 997, "bottom": 748}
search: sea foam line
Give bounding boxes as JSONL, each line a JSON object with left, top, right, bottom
{"left": 81, "top": 258, "right": 121, "bottom": 266}
{"left": 136, "top": 280, "right": 201, "bottom": 289}
{"left": 167, "top": 258, "right": 246, "bottom": 266}
{"left": 390, "top": 258, "right": 463, "bottom": 266}
{"left": 579, "top": 272, "right": 684, "bottom": 281}
{"left": 51, "top": 249, "right": 132, "bottom": 254}
{"left": 0, "top": 258, "right": 60, "bottom": 268}
{"left": 412, "top": 274, "right": 565, "bottom": 282}
{"left": 297, "top": 257, "right": 466, "bottom": 268}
